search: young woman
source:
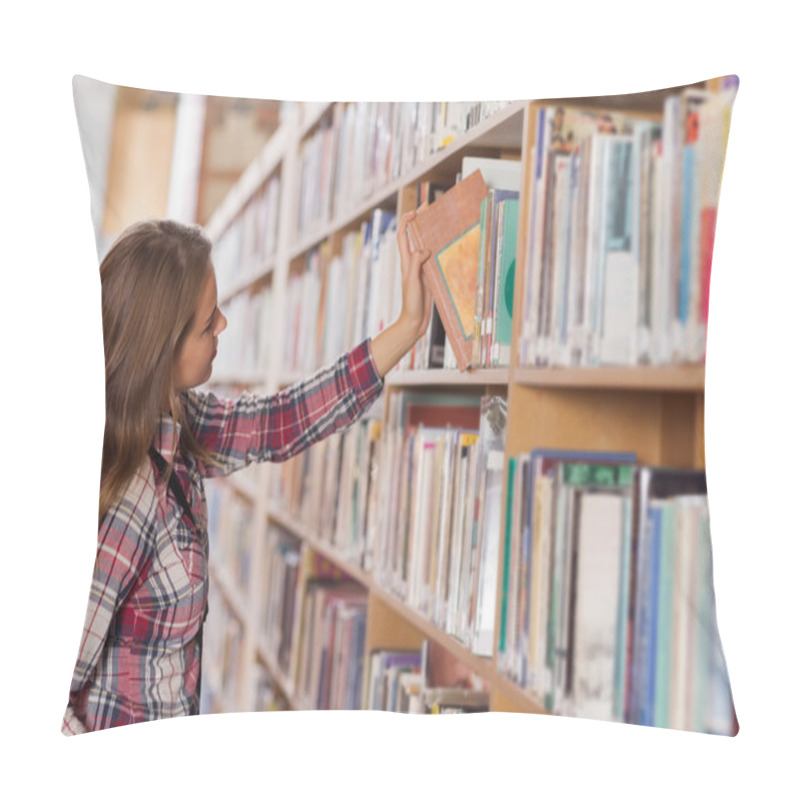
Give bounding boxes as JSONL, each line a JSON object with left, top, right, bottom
{"left": 63, "top": 214, "right": 431, "bottom": 735}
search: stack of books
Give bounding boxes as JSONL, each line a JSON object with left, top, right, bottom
{"left": 518, "top": 80, "right": 738, "bottom": 368}
{"left": 499, "top": 448, "right": 735, "bottom": 735}
{"left": 366, "top": 639, "right": 490, "bottom": 714}
{"left": 282, "top": 208, "right": 400, "bottom": 376}
{"left": 371, "top": 394, "right": 507, "bottom": 655}
{"left": 294, "top": 559, "right": 368, "bottom": 711}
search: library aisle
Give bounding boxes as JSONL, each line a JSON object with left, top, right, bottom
{"left": 190, "top": 83, "right": 738, "bottom": 735}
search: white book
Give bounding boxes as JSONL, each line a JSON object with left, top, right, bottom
{"left": 534, "top": 472, "right": 554, "bottom": 698}
{"left": 571, "top": 491, "right": 625, "bottom": 722}
{"left": 600, "top": 250, "right": 638, "bottom": 364}
{"left": 446, "top": 442, "right": 470, "bottom": 635}
{"left": 566, "top": 148, "right": 589, "bottom": 366}
{"left": 582, "top": 133, "right": 609, "bottom": 366}
{"left": 456, "top": 440, "right": 479, "bottom": 644}
{"left": 598, "top": 135, "right": 639, "bottom": 365}
{"left": 524, "top": 112, "right": 553, "bottom": 365}
{"left": 472, "top": 448, "right": 506, "bottom": 657}
{"left": 409, "top": 433, "right": 436, "bottom": 612}
{"left": 461, "top": 155, "right": 522, "bottom": 192}
{"left": 433, "top": 432, "right": 457, "bottom": 629}
{"left": 547, "top": 154, "right": 573, "bottom": 365}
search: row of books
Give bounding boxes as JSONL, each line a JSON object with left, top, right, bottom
{"left": 255, "top": 532, "right": 495, "bottom": 714}
{"left": 366, "top": 640, "right": 490, "bottom": 714}
{"left": 213, "top": 172, "right": 282, "bottom": 297}
{"left": 294, "top": 569, "right": 368, "bottom": 711}
{"left": 295, "top": 101, "right": 511, "bottom": 237}
{"left": 216, "top": 284, "right": 273, "bottom": 380}
{"left": 201, "top": 582, "right": 245, "bottom": 713}
{"left": 254, "top": 665, "right": 291, "bottom": 712}
{"left": 209, "top": 440, "right": 734, "bottom": 731}
{"left": 472, "top": 186, "right": 519, "bottom": 368}
{"left": 296, "top": 116, "right": 336, "bottom": 238}
{"left": 385, "top": 101, "right": 512, "bottom": 188}
{"left": 371, "top": 394, "right": 507, "bottom": 655}
{"left": 267, "top": 392, "right": 508, "bottom": 658}
{"left": 207, "top": 481, "right": 254, "bottom": 591}
{"left": 215, "top": 510, "right": 497, "bottom": 714}
{"left": 498, "top": 448, "right": 735, "bottom": 735}
{"left": 518, "top": 80, "right": 737, "bottom": 368}
{"left": 257, "top": 529, "right": 370, "bottom": 712}
{"left": 281, "top": 208, "right": 400, "bottom": 375}
{"left": 286, "top": 156, "right": 525, "bottom": 381}
{"left": 269, "top": 411, "right": 383, "bottom": 567}
{"left": 259, "top": 526, "right": 302, "bottom": 677}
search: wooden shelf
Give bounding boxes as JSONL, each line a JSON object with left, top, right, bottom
{"left": 489, "top": 672, "right": 550, "bottom": 716}
{"left": 289, "top": 190, "right": 399, "bottom": 261}
{"left": 255, "top": 641, "right": 298, "bottom": 710}
{"left": 513, "top": 364, "right": 706, "bottom": 392}
{"left": 208, "top": 561, "right": 248, "bottom": 623}
{"left": 368, "top": 581, "right": 496, "bottom": 687}
{"left": 386, "top": 367, "right": 510, "bottom": 388}
{"left": 218, "top": 257, "right": 276, "bottom": 305}
{"left": 266, "top": 501, "right": 547, "bottom": 714}
{"left": 288, "top": 100, "right": 527, "bottom": 261}
{"left": 298, "top": 102, "right": 333, "bottom": 139}
{"left": 205, "top": 124, "right": 289, "bottom": 241}
{"left": 267, "top": 504, "right": 368, "bottom": 584}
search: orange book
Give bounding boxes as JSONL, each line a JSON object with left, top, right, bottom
{"left": 408, "top": 170, "right": 489, "bottom": 371}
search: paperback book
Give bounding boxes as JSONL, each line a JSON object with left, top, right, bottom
{"left": 407, "top": 170, "right": 489, "bottom": 371}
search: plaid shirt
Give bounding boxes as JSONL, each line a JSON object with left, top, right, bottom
{"left": 62, "top": 340, "right": 383, "bottom": 735}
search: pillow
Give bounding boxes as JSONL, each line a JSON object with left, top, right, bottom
{"left": 68, "top": 74, "right": 737, "bottom": 738}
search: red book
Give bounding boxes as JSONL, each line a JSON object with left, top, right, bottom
{"left": 408, "top": 170, "right": 489, "bottom": 371}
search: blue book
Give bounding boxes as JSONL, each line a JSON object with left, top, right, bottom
{"left": 653, "top": 503, "right": 676, "bottom": 727}
{"left": 530, "top": 447, "right": 637, "bottom": 464}
{"left": 628, "top": 503, "right": 648, "bottom": 724}
{"left": 643, "top": 504, "right": 662, "bottom": 727}
{"left": 348, "top": 612, "right": 367, "bottom": 710}
{"left": 370, "top": 650, "right": 422, "bottom": 710}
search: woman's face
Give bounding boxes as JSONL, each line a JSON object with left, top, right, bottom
{"left": 173, "top": 267, "right": 227, "bottom": 391}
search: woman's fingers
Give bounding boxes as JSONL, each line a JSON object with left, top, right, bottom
{"left": 398, "top": 211, "right": 415, "bottom": 265}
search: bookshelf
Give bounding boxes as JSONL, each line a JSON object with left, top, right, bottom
{"left": 200, "top": 85, "right": 736, "bottom": 733}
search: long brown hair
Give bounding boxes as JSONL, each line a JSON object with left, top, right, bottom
{"left": 99, "top": 218, "right": 215, "bottom": 523}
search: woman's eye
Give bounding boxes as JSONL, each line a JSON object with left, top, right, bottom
{"left": 203, "top": 309, "right": 218, "bottom": 335}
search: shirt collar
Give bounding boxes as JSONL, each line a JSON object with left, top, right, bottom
{"left": 153, "top": 412, "right": 182, "bottom": 460}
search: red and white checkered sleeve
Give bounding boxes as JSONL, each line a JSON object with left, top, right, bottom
{"left": 184, "top": 339, "right": 384, "bottom": 478}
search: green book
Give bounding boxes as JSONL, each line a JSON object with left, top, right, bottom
{"left": 498, "top": 455, "right": 517, "bottom": 662}
{"left": 494, "top": 198, "right": 519, "bottom": 366}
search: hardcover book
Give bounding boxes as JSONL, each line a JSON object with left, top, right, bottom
{"left": 408, "top": 169, "right": 489, "bottom": 371}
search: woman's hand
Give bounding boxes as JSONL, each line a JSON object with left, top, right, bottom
{"left": 396, "top": 208, "right": 432, "bottom": 341}
{"left": 369, "top": 206, "right": 434, "bottom": 378}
